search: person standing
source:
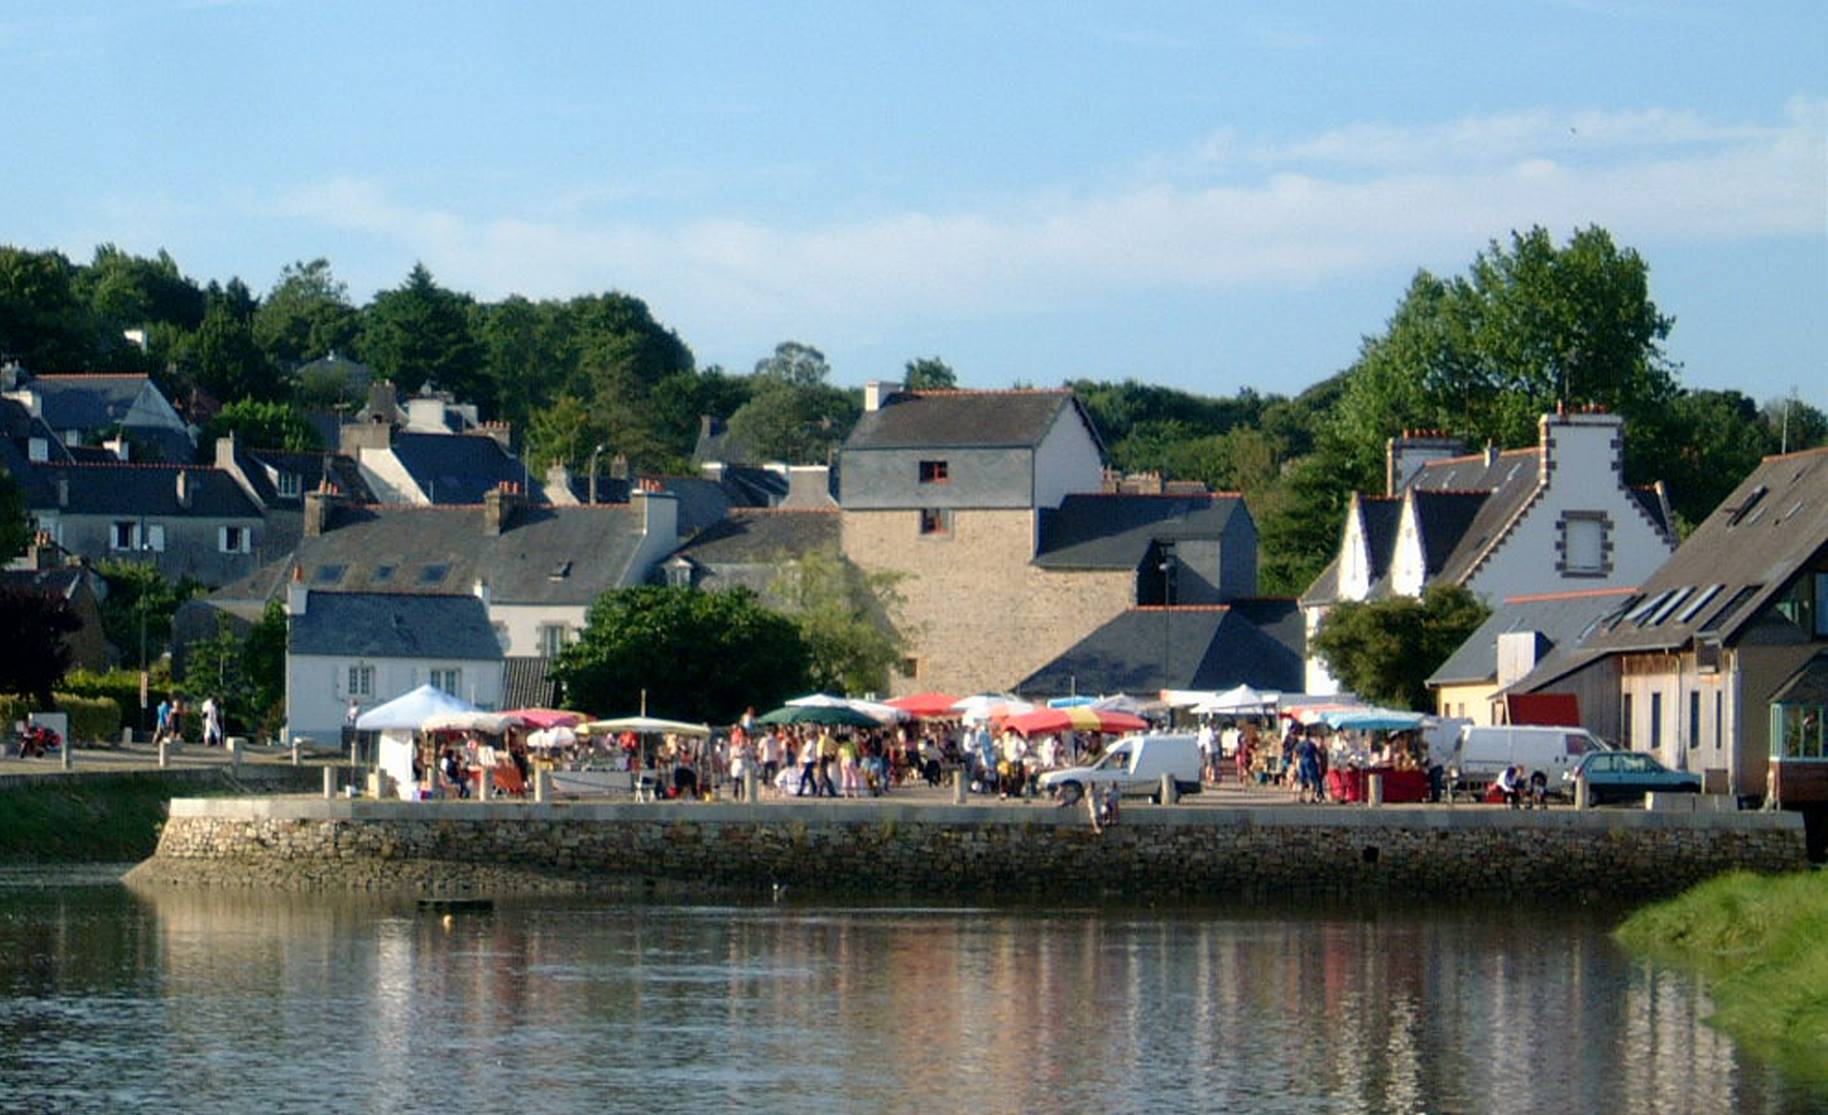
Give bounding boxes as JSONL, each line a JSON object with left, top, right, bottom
{"left": 153, "top": 695, "right": 174, "bottom": 747}
{"left": 202, "top": 695, "right": 223, "bottom": 748}
{"left": 795, "top": 732, "right": 819, "bottom": 797}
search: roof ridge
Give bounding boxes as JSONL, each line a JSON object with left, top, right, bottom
{"left": 903, "top": 388, "right": 1071, "bottom": 397}
{"left": 1071, "top": 491, "right": 1241, "bottom": 500}
{"left": 1763, "top": 446, "right": 1828, "bottom": 463}
{"left": 1128, "top": 604, "right": 1232, "bottom": 613}
{"left": 732, "top": 506, "right": 840, "bottom": 514}
{"left": 1503, "top": 586, "right": 1638, "bottom": 604}
{"left": 31, "top": 372, "right": 150, "bottom": 380}
{"left": 1414, "top": 487, "right": 1496, "bottom": 497}
{"left": 48, "top": 460, "right": 228, "bottom": 473}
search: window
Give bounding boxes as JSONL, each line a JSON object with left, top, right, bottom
{"left": 219, "top": 525, "right": 251, "bottom": 554}
{"left": 111, "top": 521, "right": 139, "bottom": 551}
{"left": 539, "top": 624, "right": 569, "bottom": 658}
{"left": 419, "top": 564, "right": 449, "bottom": 585}
{"left": 918, "top": 460, "right": 950, "bottom": 484}
{"left": 430, "top": 668, "right": 462, "bottom": 694}
{"left": 276, "top": 472, "right": 302, "bottom": 498}
{"left": 898, "top": 656, "right": 920, "bottom": 680}
{"left": 492, "top": 622, "right": 511, "bottom": 652}
{"left": 313, "top": 564, "right": 346, "bottom": 585}
{"left": 1774, "top": 574, "right": 1828, "bottom": 638}
{"left": 373, "top": 565, "right": 395, "bottom": 583}
{"left": 1714, "top": 692, "right": 1723, "bottom": 750}
{"left": 918, "top": 508, "right": 953, "bottom": 537}
{"left": 1621, "top": 693, "right": 1633, "bottom": 747}
{"left": 346, "top": 665, "right": 374, "bottom": 697}
{"left": 665, "top": 563, "right": 692, "bottom": 589}
{"left": 1650, "top": 692, "right": 1663, "bottom": 750}
{"left": 1689, "top": 691, "right": 1701, "bottom": 751}
{"left": 1559, "top": 512, "right": 1609, "bottom": 577}
{"left": 1677, "top": 584, "right": 1724, "bottom": 624}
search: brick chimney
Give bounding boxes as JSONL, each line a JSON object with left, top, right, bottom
{"left": 544, "top": 463, "right": 578, "bottom": 506}
{"left": 303, "top": 488, "right": 337, "bottom": 537}
{"left": 633, "top": 487, "right": 678, "bottom": 540}
{"left": 479, "top": 420, "right": 513, "bottom": 451}
{"left": 286, "top": 563, "right": 308, "bottom": 617}
{"left": 1385, "top": 430, "right": 1464, "bottom": 496}
{"left": 482, "top": 483, "right": 519, "bottom": 536}
{"left": 609, "top": 453, "right": 629, "bottom": 481}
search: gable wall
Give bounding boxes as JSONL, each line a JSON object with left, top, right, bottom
{"left": 1031, "top": 408, "right": 1106, "bottom": 510}
{"left": 840, "top": 447, "right": 1034, "bottom": 509}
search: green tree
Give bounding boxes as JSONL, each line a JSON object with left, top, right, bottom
{"left": 96, "top": 561, "right": 206, "bottom": 666}
{"left": 0, "top": 586, "right": 81, "bottom": 704}
{"left": 254, "top": 258, "right": 358, "bottom": 369}
{"left": 182, "top": 300, "right": 279, "bottom": 402}
{"left": 1764, "top": 395, "right": 1828, "bottom": 455}
{"left": 903, "top": 356, "right": 957, "bottom": 390}
{"left": 523, "top": 393, "right": 607, "bottom": 474}
{"left": 1310, "top": 583, "right": 1491, "bottom": 710}
{"left": 359, "top": 263, "right": 487, "bottom": 406}
{"left": 0, "top": 468, "right": 29, "bottom": 564}
{"left": 183, "top": 613, "right": 254, "bottom": 733}
{"left": 0, "top": 246, "right": 97, "bottom": 370}
{"left": 552, "top": 587, "right": 810, "bottom": 724}
{"left": 726, "top": 342, "right": 859, "bottom": 464}
{"left": 1330, "top": 226, "right": 1680, "bottom": 485}
{"left": 770, "top": 550, "right": 908, "bottom": 695}
{"left": 199, "top": 399, "right": 325, "bottom": 452}
{"left": 1657, "top": 390, "right": 1778, "bottom": 533}
{"left": 243, "top": 599, "right": 288, "bottom": 725}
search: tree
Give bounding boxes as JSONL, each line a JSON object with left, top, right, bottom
{"left": 0, "top": 586, "right": 81, "bottom": 704}
{"left": 1656, "top": 390, "right": 1778, "bottom": 533}
{"left": 1310, "top": 583, "right": 1491, "bottom": 710}
{"left": 1764, "top": 395, "right": 1828, "bottom": 455}
{"left": 523, "top": 393, "right": 607, "bottom": 474}
{"left": 96, "top": 561, "right": 206, "bottom": 665}
{"left": 1329, "top": 226, "right": 1680, "bottom": 486}
{"left": 903, "top": 356, "right": 957, "bottom": 390}
{"left": 359, "top": 263, "right": 486, "bottom": 405}
{"left": 182, "top": 300, "right": 279, "bottom": 402}
{"left": 0, "top": 247, "right": 97, "bottom": 370}
{"left": 551, "top": 587, "right": 810, "bottom": 725}
{"left": 726, "top": 342, "right": 859, "bottom": 464}
{"left": 770, "top": 551, "right": 908, "bottom": 695}
{"left": 199, "top": 399, "right": 324, "bottom": 452}
{"left": 254, "top": 258, "right": 357, "bottom": 369}
{"left": 243, "top": 599, "right": 288, "bottom": 727}
{"left": 183, "top": 613, "right": 254, "bottom": 733}
{"left": 0, "top": 469, "right": 29, "bottom": 564}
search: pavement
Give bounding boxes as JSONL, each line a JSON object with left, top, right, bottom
{"left": 0, "top": 740, "right": 343, "bottom": 779}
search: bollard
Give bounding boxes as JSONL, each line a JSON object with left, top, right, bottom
{"left": 228, "top": 738, "right": 242, "bottom": 773}
{"left": 60, "top": 742, "right": 72, "bottom": 770}
{"left": 1368, "top": 773, "right": 1384, "bottom": 807}
{"left": 533, "top": 769, "right": 550, "bottom": 804}
{"left": 1159, "top": 772, "right": 1177, "bottom": 805}
{"left": 744, "top": 765, "right": 759, "bottom": 803}
{"left": 366, "top": 771, "right": 383, "bottom": 799}
{"left": 323, "top": 766, "right": 335, "bottom": 800}
{"left": 290, "top": 743, "right": 301, "bottom": 766}
{"left": 952, "top": 768, "right": 967, "bottom": 805}
{"left": 158, "top": 739, "right": 169, "bottom": 769}
{"left": 350, "top": 739, "right": 361, "bottom": 768}
{"left": 122, "top": 727, "right": 134, "bottom": 746}
{"left": 478, "top": 768, "right": 493, "bottom": 802}
{"left": 1574, "top": 774, "right": 1590, "bottom": 810}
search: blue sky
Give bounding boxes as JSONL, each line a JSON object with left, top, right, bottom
{"left": 4, "top": 1, "right": 1823, "bottom": 406}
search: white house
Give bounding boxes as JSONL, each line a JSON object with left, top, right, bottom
{"left": 1301, "top": 408, "right": 1677, "bottom": 694}
{"left": 284, "top": 580, "right": 505, "bottom": 744}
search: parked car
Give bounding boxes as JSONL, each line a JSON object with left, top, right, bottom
{"left": 1562, "top": 750, "right": 1701, "bottom": 805}
{"left": 1449, "top": 725, "right": 1609, "bottom": 797}
{"left": 1038, "top": 734, "right": 1203, "bottom": 803}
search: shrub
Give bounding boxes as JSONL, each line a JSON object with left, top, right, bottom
{"left": 60, "top": 669, "right": 149, "bottom": 727}
{"left": 52, "top": 693, "right": 122, "bottom": 744}
{"left": 0, "top": 693, "right": 35, "bottom": 733}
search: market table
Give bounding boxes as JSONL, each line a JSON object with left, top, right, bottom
{"left": 1325, "top": 767, "right": 1429, "bottom": 803}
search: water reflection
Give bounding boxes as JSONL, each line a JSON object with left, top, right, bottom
{"left": 0, "top": 879, "right": 1815, "bottom": 1114}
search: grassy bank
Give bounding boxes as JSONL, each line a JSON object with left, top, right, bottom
{"left": 1616, "top": 869, "right": 1828, "bottom": 1087}
{"left": 0, "top": 774, "right": 233, "bottom": 863}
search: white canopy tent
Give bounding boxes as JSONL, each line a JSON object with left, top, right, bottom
{"left": 354, "top": 685, "right": 476, "bottom": 731}
{"left": 1193, "top": 684, "right": 1280, "bottom": 716}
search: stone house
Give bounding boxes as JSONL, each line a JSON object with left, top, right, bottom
{"left": 1300, "top": 409, "right": 1676, "bottom": 695}
{"left": 838, "top": 383, "right": 1268, "bottom": 696}
{"left": 284, "top": 582, "right": 503, "bottom": 743}
{"left": 1509, "top": 446, "right": 1828, "bottom": 804}
{"left": 26, "top": 460, "right": 267, "bottom": 586}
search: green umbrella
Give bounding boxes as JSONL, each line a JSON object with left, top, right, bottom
{"left": 756, "top": 704, "right": 879, "bottom": 727}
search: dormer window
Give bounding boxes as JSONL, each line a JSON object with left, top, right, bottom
{"left": 276, "top": 472, "right": 302, "bottom": 498}
{"left": 918, "top": 460, "right": 949, "bottom": 484}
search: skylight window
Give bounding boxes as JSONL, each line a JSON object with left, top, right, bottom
{"left": 1699, "top": 584, "right": 1761, "bottom": 635}
{"left": 373, "top": 565, "right": 395, "bottom": 583}
{"left": 1647, "top": 587, "right": 1693, "bottom": 626}
{"left": 1626, "top": 591, "right": 1672, "bottom": 625}
{"left": 548, "top": 560, "right": 573, "bottom": 582}
{"left": 1677, "top": 584, "right": 1724, "bottom": 624}
{"left": 313, "top": 564, "right": 345, "bottom": 584}
{"left": 1726, "top": 486, "right": 1768, "bottom": 526}
{"left": 419, "top": 564, "right": 448, "bottom": 585}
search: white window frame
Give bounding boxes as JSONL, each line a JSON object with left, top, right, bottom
{"left": 111, "top": 521, "right": 139, "bottom": 551}
{"left": 538, "top": 624, "right": 569, "bottom": 658}
{"left": 346, "top": 664, "right": 374, "bottom": 698}
{"left": 276, "top": 472, "right": 302, "bottom": 498}
{"left": 430, "top": 667, "right": 462, "bottom": 694}
{"left": 1563, "top": 517, "right": 1605, "bottom": 575}
{"left": 219, "top": 525, "right": 252, "bottom": 554}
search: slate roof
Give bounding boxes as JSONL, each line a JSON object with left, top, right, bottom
{"left": 1013, "top": 600, "right": 1305, "bottom": 697}
{"left": 1427, "top": 587, "right": 1637, "bottom": 686}
{"left": 1410, "top": 489, "right": 1494, "bottom": 578}
{"left": 0, "top": 567, "right": 86, "bottom": 600}
{"left": 212, "top": 502, "right": 652, "bottom": 607}
{"left": 692, "top": 415, "right": 760, "bottom": 465}
{"left": 289, "top": 591, "right": 502, "bottom": 660}
{"left": 672, "top": 508, "right": 840, "bottom": 565}
{"left": 387, "top": 432, "right": 533, "bottom": 505}
{"left": 1771, "top": 654, "right": 1828, "bottom": 706}
{"left": 29, "top": 374, "right": 149, "bottom": 431}
{"left": 844, "top": 390, "right": 1098, "bottom": 453}
{"left": 27, "top": 462, "right": 262, "bottom": 519}
{"left": 1034, "top": 494, "right": 1245, "bottom": 570}
{"left": 502, "top": 656, "right": 559, "bottom": 709}
{"left": 240, "top": 447, "right": 375, "bottom": 506}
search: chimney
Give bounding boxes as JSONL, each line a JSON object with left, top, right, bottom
{"left": 633, "top": 488, "right": 678, "bottom": 540}
{"left": 303, "top": 489, "right": 336, "bottom": 537}
{"left": 609, "top": 453, "right": 629, "bottom": 481}
{"left": 482, "top": 484, "right": 519, "bottom": 536}
{"left": 1539, "top": 409, "right": 1625, "bottom": 488}
{"left": 215, "top": 432, "right": 238, "bottom": 470}
{"left": 104, "top": 436, "right": 129, "bottom": 461}
{"left": 174, "top": 471, "right": 192, "bottom": 510}
{"left": 479, "top": 420, "right": 513, "bottom": 450}
{"left": 781, "top": 465, "right": 837, "bottom": 508}
{"left": 473, "top": 578, "right": 492, "bottom": 607}
{"left": 1484, "top": 442, "right": 1499, "bottom": 468}
{"left": 1385, "top": 430, "right": 1464, "bottom": 497}
{"left": 339, "top": 420, "right": 392, "bottom": 455}
{"left": 699, "top": 460, "right": 726, "bottom": 482}
{"left": 286, "top": 564, "right": 308, "bottom": 617}
{"left": 863, "top": 380, "right": 901, "bottom": 413}
{"left": 28, "top": 531, "right": 56, "bottom": 571}
{"left": 544, "top": 463, "right": 578, "bottom": 506}
{"left": 367, "top": 381, "right": 398, "bottom": 423}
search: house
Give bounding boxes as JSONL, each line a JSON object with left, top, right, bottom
{"left": 1509, "top": 446, "right": 1828, "bottom": 805}
{"left": 26, "top": 461, "right": 267, "bottom": 586}
{"left": 838, "top": 383, "right": 1277, "bottom": 696}
{"left": 661, "top": 508, "right": 842, "bottom": 600}
{"left": 1, "top": 365, "right": 194, "bottom": 463}
{"left": 1, "top": 535, "right": 116, "bottom": 671}
{"left": 1014, "top": 599, "right": 1304, "bottom": 698}
{"left": 284, "top": 582, "right": 504, "bottom": 743}
{"left": 211, "top": 433, "right": 376, "bottom": 564}
{"left": 177, "top": 484, "right": 681, "bottom": 675}
{"left": 1426, "top": 587, "right": 1636, "bottom": 725}
{"left": 1300, "top": 409, "right": 1676, "bottom": 695}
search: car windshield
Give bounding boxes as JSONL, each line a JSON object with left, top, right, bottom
{"left": 1618, "top": 753, "right": 1660, "bottom": 774}
{"left": 1094, "top": 748, "right": 1130, "bottom": 772}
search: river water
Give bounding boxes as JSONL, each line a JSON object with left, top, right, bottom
{"left": 0, "top": 869, "right": 1815, "bottom": 1114}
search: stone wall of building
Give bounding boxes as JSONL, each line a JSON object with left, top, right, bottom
{"left": 130, "top": 798, "right": 1809, "bottom": 902}
{"left": 842, "top": 507, "right": 1133, "bottom": 695}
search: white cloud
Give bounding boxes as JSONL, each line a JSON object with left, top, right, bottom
{"left": 266, "top": 99, "right": 1827, "bottom": 338}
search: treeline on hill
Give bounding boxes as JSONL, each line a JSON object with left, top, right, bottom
{"left": 2, "top": 227, "right": 1823, "bottom": 598}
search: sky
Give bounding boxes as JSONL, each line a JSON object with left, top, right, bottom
{"left": 4, "top": 1, "right": 1824, "bottom": 406}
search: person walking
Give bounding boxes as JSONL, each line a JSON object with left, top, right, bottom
{"left": 202, "top": 695, "right": 223, "bottom": 748}
{"left": 795, "top": 732, "right": 819, "bottom": 797}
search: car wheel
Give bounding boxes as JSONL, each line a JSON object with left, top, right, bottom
{"left": 1058, "top": 780, "right": 1084, "bottom": 805}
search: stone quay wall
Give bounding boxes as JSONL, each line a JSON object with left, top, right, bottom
{"left": 128, "top": 798, "right": 1809, "bottom": 901}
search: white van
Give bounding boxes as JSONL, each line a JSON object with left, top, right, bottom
{"left": 1038, "top": 733, "right": 1203, "bottom": 803}
{"left": 1449, "top": 725, "right": 1608, "bottom": 794}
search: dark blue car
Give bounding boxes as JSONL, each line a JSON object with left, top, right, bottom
{"left": 1563, "top": 750, "right": 1701, "bottom": 805}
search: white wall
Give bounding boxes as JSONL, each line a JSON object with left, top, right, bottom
{"left": 491, "top": 603, "right": 588, "bottom": 657}
{"left": 286, "top": 653, "right": 504, "bottom": 742}
{"left": 1302, "top": 605, "right": 1343, "bottom": 695}
{"left": 355, "top": 447, "right": 426, "bottom": 504}
{"left": 1339, "top": 503, "right": 1371, "bottom": 601}
{"left": 1032, "top": 407, "right": 1106, "bottom": 511}
{"left": 1390, "top": 500, "right": 1427, "bottom": 597}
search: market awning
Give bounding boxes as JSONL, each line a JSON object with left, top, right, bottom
{"left": 1003, "top": 706, "right": 1148, "bottom": 737}
{"left": 354, "top": 685, "right": 475, "bottom": 731}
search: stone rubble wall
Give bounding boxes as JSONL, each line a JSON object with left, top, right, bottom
{"left": 127, "top": 799, "right": 1810, "bottom": 900}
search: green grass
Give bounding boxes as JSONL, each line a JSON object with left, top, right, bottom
{"left": 1617, "top": 869, "right": 1828, "bottom": 1088}
{"left": 0, "top": 775, "right": 219, "bottom": 863}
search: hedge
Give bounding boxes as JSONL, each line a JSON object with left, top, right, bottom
{"left": 52, "top": 694, "right": 122, "bottom": 744}
{"left": 59, "top": 669, "right": 153, "bottom": 730}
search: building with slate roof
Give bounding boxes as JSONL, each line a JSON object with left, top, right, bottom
{"left": 284, "top": 583, "right": 503, "bottom": 742}
{"left": 1014, "top": 600, "right": 1304, "bottom": 698}
{"left": 1426, "top": 586, "right": 1636, "bottom": 727}
{"left": 2, "top": 537, "right": 116, "bottom": 671}
{"left": 838, "top": 381, "right": 1272, "bottom": 696}
{"left": 1300, "top": 409, "right": 1676, "bottom": 695}
{"left": 663, "top": 508, "right": 842, "bottom": 601}
{"left": 1508, "top": 446, "right": 1828, "bottom": 804}
{"left": 2, "top": 367, "right": 194, "bottom": 463}
{"left": 24, "top": 460, "right": 266, "bottom": 585}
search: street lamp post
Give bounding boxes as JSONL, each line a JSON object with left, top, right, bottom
{"left": 138, "top": 531, "right": 153, "bottom": 731}
{"left": 1159, "top": 542, "right": 1176, "bottom": 691}
{"left": 587, "top": 443, "right": 608, "bottom": 505}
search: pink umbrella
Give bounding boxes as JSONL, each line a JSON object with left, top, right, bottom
{"left": 504, "top": 707, "right": 585, "bottom": 730}
{"left": 1002, "top": 707, "right": 1148, "bottom": 737}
